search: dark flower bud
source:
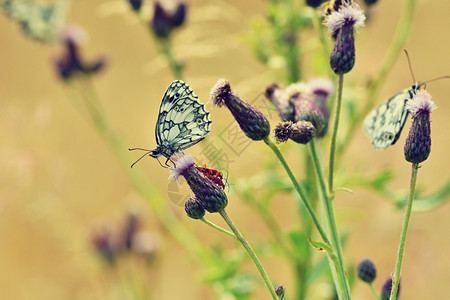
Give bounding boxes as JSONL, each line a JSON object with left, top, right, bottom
{"left": 151, "top": 1, "right": 187, "bottom": 39}
{"left": 171, "top": 154, "right": 228, "bottom": 213}
{"left": 264, "top": 82, "right": 295, "bottom": 122}
{"left": 364, "top": 0, "right": 378, "bottom": 5}
{"left": 380, "top": 274, "right": 400, "bottom": 300}
{"left": 324, "top": 2, "right": 365, "bottom": 74}
{"left": 404, "top": 90, "right": 436, "bottom": 164}
{"left": 294, "top": 94, "right": 325, "bottom": 136}
{"left": 357, "top": 258, "right": 377, "bottom": 283}
{"left": 306, "top": 0, "right": 324, "bottom": 8}
{"left": 275, "top": 285, "right": 285, "bottom": 299}
{"left": 184, "top": 197, "right": 206, "bottom": 219}
{"left": 210, "top": 79, "right": 270, "bottom": 141}
{"left": 121, "top": 212, "right": 139, "bottom": 250}
{"left": 91, "top": 227, "right": 116, "bottom": 265}
{"left": 308, "top": 78, "right": 333, "bottom": 136}
{"left": 274, "top": 121, "right": 294, "bottom": 143}
{"left": 128, "top": 0, "right": 142, "bottom": 12}
{"left": 290, "top": 121, "right": 315, "bottom": 144}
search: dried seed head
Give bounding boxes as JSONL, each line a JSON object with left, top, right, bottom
{"left": 274, "top": 121, "right": 294, "bottom": 143}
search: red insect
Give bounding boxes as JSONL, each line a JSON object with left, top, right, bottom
{"left": 196, "top": 164, "right": 226, "bottom": 190}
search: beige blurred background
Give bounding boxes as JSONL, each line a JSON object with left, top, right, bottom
{"left": 1, "top": 0, "right": 450, "bottom": 299}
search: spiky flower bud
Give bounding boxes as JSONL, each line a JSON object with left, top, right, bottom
{"left": 171, "top": 154, "right": 228, "bottom": 213}
{"left": 308, "top": 78, "right": 334, "bottom": 136}
{"left": 184, "top": 197, "right": 206, "bottom": 219}
{"left": 404, "top": 90, "right": 436, "bottom": 163}
{"left": 324, "top": 1, "right": 365, "bottom": 74}
{"left": 91, "top": 227, "right": 116, "bottom": 265}
{"left": 380, "top": 274, "right": 400, "bottom": 300}
{"left": 364, "top": 0, "right": 378, "bottom": 5}
{"left": 290, "top": 120, "right": 315, "bottom": 144}
{"left": 294, "top": 94, "right": 325, "bottom": 136}
{"left": 275, "top": 285, "right": 285, "bottom": 299}
{"left": 357, "top": 258, "right": 377, "bottom": 283}
{"left": 121, "top": 212, "right": 139, "bottom": 250}
{"left": 274, "top": 121, "right": 294, "bottom": 143}
{"left": 211, "top": 79, "right": 270, "bottom": 141}
{"left": 151, "top": 1, "right": 187, "bottom": 39}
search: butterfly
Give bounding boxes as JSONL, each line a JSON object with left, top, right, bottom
{"left": 363, "top": 82, "right": 421, "bottom": 150}
{"left": 2, "top": 0, "right": 71, "bottom": 43}
{"left": 130, "top": 80, "right": 211, "bottom": 167}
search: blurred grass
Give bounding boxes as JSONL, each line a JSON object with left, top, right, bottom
{"left": 1, "top": 0, "right": 450, "bottom": 299}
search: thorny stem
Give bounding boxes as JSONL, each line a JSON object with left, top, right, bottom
{"left": 329, "top": 74, "right": 344, "bottom": 194}
{"left": 309, "top": 139, "right": 350, "bottom": 300}
{"left": 219, "top": 210, "right": 278, "bottom": 300}
{"left": 338, "top": 0, "right": 418, "bottom": 157}
{"left": 200, "top": 217, "right": 237, "bottom": 240}
{"left": 264, "top": 137, "right": 331, "bottom": 246}
{"left": 390, "top": 163, "right": 419, "bottom": 300}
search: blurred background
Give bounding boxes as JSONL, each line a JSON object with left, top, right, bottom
{"left": 1, "top": 0, "right": 450, "bottom": 299}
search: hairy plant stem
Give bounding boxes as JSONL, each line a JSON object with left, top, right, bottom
{"left": 264, "top": 137, "right": 331, "bottom": 246}
{"left": 329, "top": 74, "right": 344, "bottom": 194}
{"left": 390, "top": 163, "right": 419, "bottom": 300}
{"left": 200, "top": 217, "right": 237, "bottom": 240}
{"left": 67, "top": 78, "right": 207, "bottom": 259}
{"left": 160, "top": 40, "right": 184, "bottom": 79}
{"left": 338, "top": 0, "right": 418, "bottom": 157}
{"left": 309, "top": 139, "right": 350, "bottom": 300}
{"left": 219, "top": 209, "right": 278, "bottom": 300}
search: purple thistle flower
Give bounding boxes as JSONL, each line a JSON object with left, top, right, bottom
{"left": 357, "top": 258, "right": 377, "bottom": 283}
{"left": 171, "top": 154, "right": 228, "bottom": 213}
{"left": 293, "top": 91, "right": 325, "bottom": 136}
{"left": 264, "top": 82, "right": 295, "bottom": 122}
{"left": 121, "top": 212, "right": 139, "bottom": 250}
{"left": 210, "top": 79, "right": 271, "bottom": 141}
{"left": 184, "top": 197, "right": 206, "bottom": 219}
{"left": 324, "top": 2, "right": 365, "bottom": 74}
{"left": 380, "top": 274, "right": 400, "bottom": 300}
{"left": 91, "top": 227, "right": 116, "bottom": 265}
{"left": 151, "top": 1, "right": 187, "bottom": 39}
{"left": 404, "top": 90, "right": 437, "bottom": 163}
{"left": 290, "top": 120, "right": 315, "bottom": 144}
{"left": 308, "top": 78, "right": 334, "bottom": 136}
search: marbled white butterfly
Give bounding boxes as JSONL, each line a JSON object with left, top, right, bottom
{"left": 363, "top": 83, "right": 421, "bottom": 150}
{"left": 130, "top": 80, "right": 211, "bottom": 167}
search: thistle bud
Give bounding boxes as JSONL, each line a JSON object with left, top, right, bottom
{"left": 151, "top": 1, "right": 187, "bottom": 39}
{"left": 324, "top": 1, "right": 365, "bottom": 74}
{"left": 293, "top": 94, "right": 325, "bottom": 136}
{"left": 121, "top": 212, "right": 139, "bottom": 250}
{"left": 184, "top": 197, "right": 206, "bottom": 219}
{"left": 275, "top": 285, "right": 286, "bottom": 299}
{"left": 380, "top": 274, "right": 400, "bottom": 300}
{"left": 264, "top": 82, "right": 295, "bottom": 122}
{"left": 404, "top": 90, "right": 437, "bottom": 164}
{"left": 171, "top": 154, "right": 228, "bottom": 213}
{"left": 290, "top": 121, "right": 315, "bottom": 144}
{"left": 306, "top": 0, "right": 324, "bottom": 8}
{"left": 91, "top": 227, "right": 116, "bottom": 265}
{"left": 357, "top": 258, "right": 377, "bottom": 283}
{"left": 364, "top": 0, "right": 378, "bottom": 5}
{"left": 274, "top": 121, "right": 294, "bottom": 143}
{"left": 128, "top": 0, "right": 142, "bottom": 12}
{"left": 210, "top": 79, "right": 270, "bottom": 141}
{"left": 308, "top": 78, "right": 334, "bottom": 136}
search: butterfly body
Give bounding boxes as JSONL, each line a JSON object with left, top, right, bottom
{"left": 364, "top": 82, "right": 421, "bottom": 150}
{"left": 149, "top": 80, "right": 211, "bottom": 160}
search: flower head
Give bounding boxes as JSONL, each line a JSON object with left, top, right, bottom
{"left": 211, "top": 79, "right": 270, "bottom": 141}
{"left": 324, "top": 1, "right": 365, "bottom": 74}
{"left": 290, "top": 121, "right": 315, "bottom": 144}
{"left": 151, "top": 1, "right": 187, "bottom": 39}
{"left": 306, "top": 0, "right": 325, "bottom": 8}
{"left": 293, "top": 93, "right": 325, "bottom": 136}
{"left": 184, "top": 197, "right": 206, "bottom": 219}
{"left": 171, "top": 154, "right": 228, "bottom": 213}
{"left": 264, "top": 82, "right": 295, "bottom": 122}
{"left": 404, "top": 90, "right": 436, "bottom": 163}
{"left": 380, "top": 274, "right": 400, "bottom": 300}
{"left": 128, "top": 0, "right": 142, "bottom": 12}
{"left": 357, "top": 258, "right": 377, "bottom": 283}
{"left": 54, "top": 26, "right": 106, "bottom": 80}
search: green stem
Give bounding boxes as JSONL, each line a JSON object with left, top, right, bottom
{"left": 390, "top": 163, "right": 419, "bottom": 300}
{"left": 338, "top": 0, "right": 418, "bottom": 156}
{"left": 309, "top": 139, "right": 350, "bottom": 300}
{"left": 161, "top": 40, "right": 183, "bottom": 79}
{"left": 264, "top": 138, "right": 331, "bottom": 246}
{"left": 369, "top": 283, "right": 381, "bottom": 300}
{"left": 329, "top": 74, "right": 344, "bottom": 194}
{"left": 200, "top": 217, "right": 237, "bottom": 240}
{"left": 219, "top": 209, "right": 278, "bottom": 300}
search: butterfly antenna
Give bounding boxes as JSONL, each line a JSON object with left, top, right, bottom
{"left": 422, "top": 75, "right": 450, "bottom": 85}
{"left": 403, "top": 49, "right": 416, "bottom": 83}
{"left": 129, "top": 149, "right": 153, "bottom": 168}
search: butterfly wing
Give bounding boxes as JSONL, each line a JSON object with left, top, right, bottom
{"left": 364, "top": 83, "right": 420, "bottom": 150}
{"left": 154, "top": 80, "right": 211, "bottom": 157}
